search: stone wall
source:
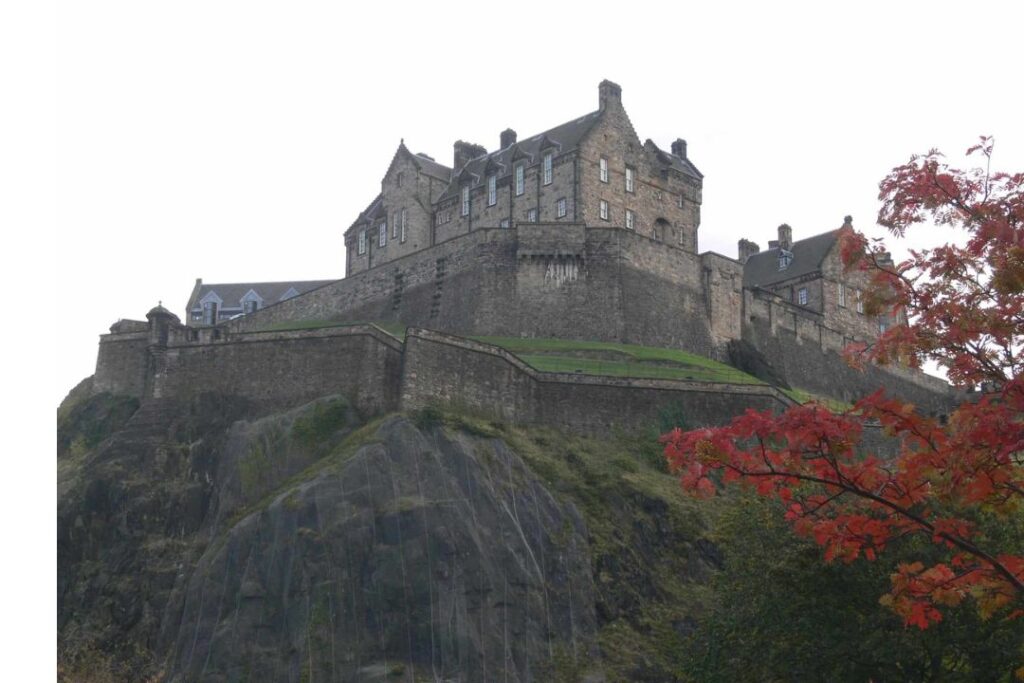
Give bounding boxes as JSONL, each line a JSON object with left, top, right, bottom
{"left": 93, "top": 327, "right": 149, "bottom": 398}
{"left": 227, "top": 224, "right": 724, "bottom": 357}
{"left": 153, "top": 325, "right": 404, "bottom": 416}
{"left": 400, "top": 328, "right": 793, "bottom": 434}
{"left": 742, "top": 289, "right": 957, "bottom": 413}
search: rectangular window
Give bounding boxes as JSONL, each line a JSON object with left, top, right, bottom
{"left": 487, "top": 175, "right": 497, "bottom": 206}
{"left": 856, "top": 290, "right": 864, "bottom": 314}
{"left": 599, "top": 157, "right": 608, "bottom": 183}
{"left": 461, "top": 186, "right": 470, "bottom": 216}
{"left": 599, "top": 200, "right": 609, "bottom": 221}
{"left": 625, "top": 167, "right": 635, "bottom": 193}
{"left": 244, "top": 300, "right": 259, "bottom": 314}
{"left": 543, "top": 153, "right": 553, "bottom": 185}
{"left": 392, "top": 212, "right": 398, "bottom": 238}
{"left": 515, "top": 164, "right": 524, "bottom": 196}
{"left": 838, "top": 283, "right": 847, "bottom": 307}
{"left": 378, "top": 222, "right": 387, "bottom": 247}
{"left": 203, "top": 302, "right": 217, "bottom": 325}
{"left": 358, "top": 230, "right": 366, "bottom": 255}
{"left": 625, "top": 209, "right": 634, "bottom": 230}
{"left": 556, "top": 198, "right": 567, "bottom": 218}
{"left": 677, "top": 194, "right": 684, "bottom": 208}
{"left": 798, "top": 287, "right": 808, "bottom": 305}
{"left": 400, "top": 208, "right": 407, "bottom": 242}
{"left": 500, "top": 218, "right": 510, "bottom": 228}
{"left": 879, "top": 318, "right": 889, "bottom": 334}
{"left": 527, "top": 208, "right": 537, "bottom": 222}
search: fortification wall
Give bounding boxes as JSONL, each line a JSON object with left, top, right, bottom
{"left": 400, "top": 328, "right": 792, "bottom": 434}
{"left": 742, "top": 290, "right": 957, "bottom": 413}
{"left": 93, "top": 328, "right": 149, "bottom": 398}
{"left": 227, "top": 225, "right": 726, "bottom": 357}
{"left": 152, "top": 326, "right": 404, "bottom": 416}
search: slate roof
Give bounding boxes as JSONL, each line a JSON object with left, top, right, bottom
{"left": 412, "top": 153, "right": 452, "bottom": 182}
{"left": 188, "top": 280, "right": 336, "bottom": 312}
{"left": 436, "top": 110, "right": 604, "bottom": 202}
{"left": 743, "top": 230, "right": 840, "bottom": 288}
{"left": 645, "top": 140, "right": 703, "bottom": 180}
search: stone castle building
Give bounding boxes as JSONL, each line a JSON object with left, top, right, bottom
{"left": 90, "top": 80, "right": 953, "bottom": 434}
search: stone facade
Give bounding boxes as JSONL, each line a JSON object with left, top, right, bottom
{"left": 343, "top": 80, "right": 703, "bottom": 277}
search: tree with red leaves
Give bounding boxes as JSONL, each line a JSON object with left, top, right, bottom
{"left": 664, "top": 137, "right": 1024, "bottom": 632}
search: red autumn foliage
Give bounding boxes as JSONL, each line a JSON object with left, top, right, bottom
{"left": 664, "top": 137, "right": 1024, "bottom": 629}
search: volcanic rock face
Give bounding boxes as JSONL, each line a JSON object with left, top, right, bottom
{"left": 58, "top": 393, "right": 603, "bottom": 682}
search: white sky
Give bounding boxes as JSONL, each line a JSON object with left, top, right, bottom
{"left": 53, "top": 2, "right": 1024, "bottom": 402}
{"left": 6, "top": 1, "right": 1021, "bottom": 675}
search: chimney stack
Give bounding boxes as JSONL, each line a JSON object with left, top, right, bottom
{"left": 453, "top": 140, "right": 487, "bottom": 169}
{"left": 768, "top": 240, "right": 780, "bottom": 250}
{"left": 500, "top": 128, "right": 517, "bottom": 149}
{"left": 843, "top": 215, "right": 853, "bottom": 228}
{"left": 738, "top": 239, "right": 760, "bottom": 264}
{"left": 671, "top": 138, "right": 688, "bottom": 159}
{"left": 777, "top": 223, "right": 793, "bottom": 250}
{"left": 598, "top": 79, "right": 622, "bottom": 110}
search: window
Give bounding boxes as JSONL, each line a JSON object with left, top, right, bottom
{"left": 487, "top": 175, "right": 497, "bottom": 206}
{"left": 527, "top": 208, "right": 537, "bottom": 222}
{"left": 358, "top": 230, "right": 367, "bottom": 255}
{"left": 556, "top": 198, "right": 567, "bottom": 218}
{"left": 625, "top": 209, "right": 634, "bottom": 230}
{"left": 461, "top": 186, "right": 470, "bottom": 216}
{"left": 244, "top": 299, "right": 259, "bottom": 314}
{"left": 202, "top": 301, "right": 218, "bottom": 325}
{"left": 515, "top": 164, "right": 524, "bottom": 196}
{"left": 677, "top": 194, "right": 684, "bottom": 209}
{"left": 838, "top": 283, "right": 847, "bottom": 307}
{"left": 855, "top": 290, "right": 864, "bottom": 314}
{"left": 400, "top": 208, "right": 407, "bottom": 242}
{"left": 625, "top": 167, "right": 635, "bottom": 193}
{"left": 778, "top": 250, "right": 793, "bottom": 270}
{"left": 798, "top": 287, "right": 808, "bottom": 305}
{"left": 396, "top": 172, "right": 403, "bottom": 188}
{"left": 392, "top": 212, "right": 398, "bottom": 238}
{"left": 879, "top": 318, "right": 889, "bottom": 334}
{"left": 500, "top": 218, "right": 510, "bottom": 228}
{"left": 599, "top": 200, "right": 609, "bottom": 221}
{"left": 379, "top": 221, "right": 387, "bottom": 247}
{"left": 543, "top": 153, "right": 553, "bottom": 185}
{"left": 599, "top": 157, "right": 608, "bottom": 183}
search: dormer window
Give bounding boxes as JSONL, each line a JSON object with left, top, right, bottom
{"left": 515, "top": 164, "right": 524, "bottom": 196}
{"left": 487, "top": 175, "right": 497, "bottom": 206}
{"left": 543, "top": 153, "right": 553, "bottom": 185}
{"left": 244, "top": 299, "right": 259, "bottom": 314}
{"left": 461, "top": 186, "right": 470, "bottom": 216}
{"left": 599, "top": 157, "right": 608, "bottom": 183}
{"left": 358, "top": 230, "right": 367, "bottom": 255}
{"left": 778, "top": 249, "right": 793, "bottom": 270}
{"left": 202, "top": 301, "right": 218, "bottom": 325}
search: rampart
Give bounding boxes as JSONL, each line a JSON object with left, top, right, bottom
{"left": 226, "top": 225, "right": 742, "bottom": 361}
{"left": 93, "top": 314, "right": 794, "bottom": 434}
{"left": 742, "top": 289, "right": 958, "bottom": 414}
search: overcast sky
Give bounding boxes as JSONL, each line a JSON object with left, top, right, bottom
{"left": 55, "top": 1, "right": 1024, "bottom": 402}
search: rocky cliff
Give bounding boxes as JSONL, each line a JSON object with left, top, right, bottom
{"left": 58, "top": 387, "right": 718, "bottom": 682}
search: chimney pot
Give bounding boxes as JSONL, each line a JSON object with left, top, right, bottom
{"left": 500, "top": 128, "right": 517, "bottom": 149}
{"left": 453, "top": 140, "right": 487, "bottom": 169}
{"left": 738, "top": 239, "right": 760, "bottom": 264}
{"left": 671, "top": 138, "right": 688, "bottom": 159}
{"left": 598, "top": 79, "right": 622, "bottom": 110}
{"left": 777, "top": 223, "right": 793, "bottom": 250}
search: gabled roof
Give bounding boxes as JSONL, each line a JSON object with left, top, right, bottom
{"left": 345, "top": 193, "right": 384, "bottom": 236}
{"left": 644, "top": 139, "right": 703, "bottom": 180}
{"left": 743, "top": 230, "right": 840, "bottom": 288}
{"left": 436, "top": 110, "right": 603, "bottom": 202}
{"left": 187, "top": 280, "right": 336, "bottom": 313}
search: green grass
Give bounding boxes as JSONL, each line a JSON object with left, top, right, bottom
{"left": 471, "top": 336, "right": 765, "bottom": 385}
